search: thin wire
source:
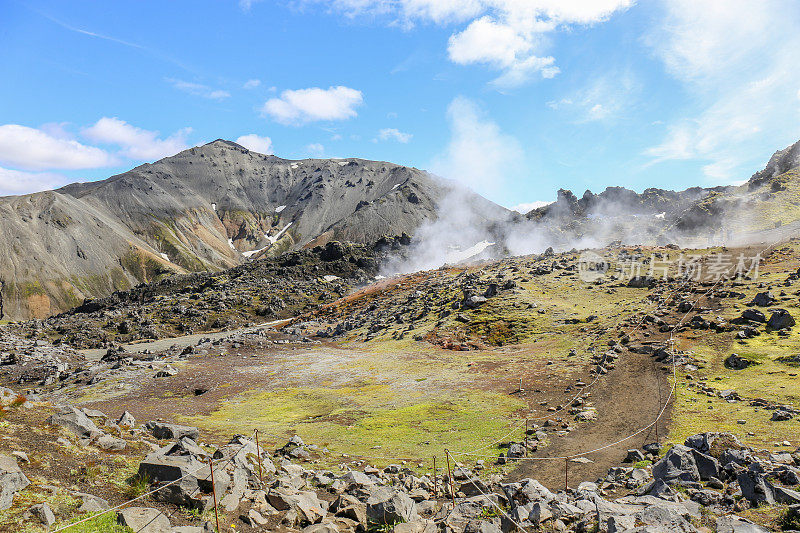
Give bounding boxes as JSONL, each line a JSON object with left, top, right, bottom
{"left": 448, "top": 449, "right": 532, "bottom": 533}
{"left": 52, "top": 431, "right": 256, "bottom": 532}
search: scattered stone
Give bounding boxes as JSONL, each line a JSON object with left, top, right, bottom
{"left": 29, "top": 502, "right": 56, "bottom": 527}
{"left": 767, "top": 309, "right": 795, "bottom": 330}
{"left": 117, "top": 411, "right": 136, "bottom": 428}
{"left": 146, "top": 421, "right": 200, "bottom": 441}
{"left": 46, "top": 406, "right": 102, "bottom": 439}
{"left": 117, "top": 507, "right": 171, "bottom": 533}
{"left": 724, "top": 354, "right": 754, "bottom": 370}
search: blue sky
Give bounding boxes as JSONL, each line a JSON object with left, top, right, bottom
{"left": 1, "top": 0, "right": 799, "bottom": 210}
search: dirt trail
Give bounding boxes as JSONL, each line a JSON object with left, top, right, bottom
{"left": 79, "top": 318, "right": 293, "bottom": 361}
{"left": 509, "top": 350, "right": 672, "bottom": 491}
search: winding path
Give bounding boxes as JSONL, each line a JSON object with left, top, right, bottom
{"left": 509, "top": 350, "right": 672, "bottom": 491}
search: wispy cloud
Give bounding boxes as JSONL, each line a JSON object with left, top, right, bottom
{"left": 306, "top": 143, "right": 325, "bottom": 156}
{"left": 645, "top": 0, "right": 800, "bottom": 181}
{"left": 547, "top": 71, "right": 639, "bottom": 123}
{"left": 375, "top": 128, "right": 413, "bottom": 143}
{"left": 166, "top": 78, "right": 230, "bottom": 100}
{"left": 35, "top": 9, "right": 192, "bottom": 72}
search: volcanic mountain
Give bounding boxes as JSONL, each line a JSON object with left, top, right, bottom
{"left": 0, "top": 140, "right": 509, "bottom": 319}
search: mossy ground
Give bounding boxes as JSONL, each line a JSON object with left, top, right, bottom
{"left": 665, "top": 242, "right": 800, "bottom": 450}
{"left": 185, "top": 385, "right": 527, "bottom": 463}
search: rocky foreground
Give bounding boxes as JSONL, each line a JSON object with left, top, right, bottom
{"left": 2, "top": 378, "right": 800, "bottom": 532}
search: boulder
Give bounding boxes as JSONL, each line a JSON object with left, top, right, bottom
{"left": 146, "top": 421, "right": 200, "bottom": 441}
{"left": 137, "top": 440, "right": 224, "bottom": 509}
{"left": 302, "top": 523, "right": 340, "bottom": 533}
{"left": 724, "top": 354, "right": 754, "bottom": 370}
{"left": 607, "top": 515, "right": 636, "bottom": 533}
{"left": 741, "top": 309, "right": 766, "bottom": 323}
{"left": 332, "top": 494, "right": 367, "bottom": 525}
{"left": 774, "top": 486, "right": 800, "bottom": 505}
{"left": 464, "top": 295, "right": 487, "bottom": 309}
{"left": 689, "top": 449, "right": 720, "bottom": 481}
{"left": 96, "top": 434, "right": 126, "bottom": 451}
{"left": 0, "top": 454, "right": 30, "bottom": 510}
{"left": 267, "top": 490, "right": 327, "bottom": 525}
{"left": 394, "top": 519, "right": 438, "bottom": 533}
{"left": 652, "top": 445, "right": 700, "bottom": 484}
{"left": 635, "top": 503, "right": 698, "bottom": 532}
{"left": 771, "top": 410, "right": 793, "bottom": 421}
{"left": 117, "top": 507, "right": 172, "bottom": 533}
{"left": 46, "top": 406, "right": 102, "bottom": 439}
{"left": 460, "top": 479, "right": 489, "bottom": 498}
{"left": 528, "top": 501, "right": 552, "bottom": 524}
{"left": 749, "top": 292, "right": 775, "bottom": 307}
{"left": 340, "top": 470, "right": 374, "bottom": 488}
{"left": 737, "top": 469, "right": 775, "bottom": 505}
{"left": 81, "top": 407, "right": 108, "bottom": 420}
{"left": 624, "top": 449, "right": 645, "bottom": 463}
{"left": 768, "top": 309, "right": 795, "bottom": 330}
{"left": 439, "top": 496, "right": 499, "bottom": 532}
{"left": 75, "top": 492, "right": 110, "bottom": 513}
{"left": 366, "top": 486, "right": 419, "bottom": 525}
{"left": 628, "top": 276, "right": 655, "bottom": 288}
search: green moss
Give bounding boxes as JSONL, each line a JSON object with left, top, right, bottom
{"left": 54, "top": 512, "right": 134, "bottom": 533}
{"left": 183, "top": 385, "right": 527, "bottom": 464}
{"left": 18, "top": 281, "right": 46, "bottom": 297}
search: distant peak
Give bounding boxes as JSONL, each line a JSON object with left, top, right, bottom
{"left": 205, "top": 139, "right": 245, "bottom": 149}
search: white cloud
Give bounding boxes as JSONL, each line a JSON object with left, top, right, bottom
{"left": 166, "top": 78, "right": 230, "bottom": 100}
{"left": 377, "top": 128, "right": 413, "bottom": 143}
{"left": 83, "top": 117, "right": 191, "bottom": 160}
{"left": 235, "top": 133, "right": 273, "bottom": 154}
{"left": 0, "top": 124, "right": 115, "bottom": 170}
{"left": 243, "top": 79, "right": 261, "bottom": 89}
{"left": 320, "top": 0, "right": 632, "bottom": 87}
{"left": 0, "top": 167, "right": 70, "bottom": 196}
{"left": 510, "top": 200, "right": 549, "bottom": 213}
{"left": 261, "top": 86, "right": 364, "bottom": 125}
{"left": 306, "top": 143, "right": 325, "bottom": 156}
{"left": 432, "top": 96, "right": 523, "bottom": 197}
{"left": 645, "top": 0, "right": 800, "bottom": 181}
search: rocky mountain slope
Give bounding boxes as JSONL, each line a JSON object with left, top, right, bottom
{"left": 0, "top": 140, "right": 507, "bottom": 320}
{"left": 525, "top": 138, "right": 800, "bottom": 248}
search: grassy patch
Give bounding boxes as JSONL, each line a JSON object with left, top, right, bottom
{"left": 54, "top": 511, "right": 134, "bottom": 533}
{"left": 183, "top": 385, "right": 526, "bottom": 464}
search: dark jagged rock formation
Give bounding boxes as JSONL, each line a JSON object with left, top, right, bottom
{"left": 16, "top": 239, "right": 409, "bottom": 348}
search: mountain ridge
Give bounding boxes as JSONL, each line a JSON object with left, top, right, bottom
{"left": 0, "top": 140, "right": 501, "bottom": 320}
